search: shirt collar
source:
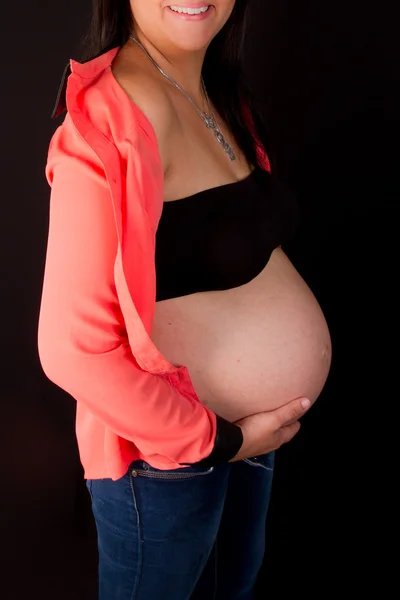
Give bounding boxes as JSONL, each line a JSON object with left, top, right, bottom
{"left": 50, "top": 46, "right": 120, "bottom": 119}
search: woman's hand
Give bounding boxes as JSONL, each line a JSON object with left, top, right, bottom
{"left": 229, "top": 397, "right": 311, "bottom": 462}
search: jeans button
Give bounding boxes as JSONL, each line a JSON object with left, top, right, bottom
{"left": 131, "top": 470, "right": 138, "bottom": 477}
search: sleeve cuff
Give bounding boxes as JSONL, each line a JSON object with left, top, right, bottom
{"left": 179, "top": 414, "right": 244, "bottom": 468}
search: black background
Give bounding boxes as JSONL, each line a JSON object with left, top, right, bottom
{"left": 1, "top": 0, "right": 397, "bottom": 598}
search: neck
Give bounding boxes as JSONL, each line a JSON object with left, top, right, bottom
{"left": 129, "top": 32, "right": 207, "bottom": 105}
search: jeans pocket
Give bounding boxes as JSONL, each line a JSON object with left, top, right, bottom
{"left": 244, "top": 451, "right": 275, "bottom": 472}
{"left": 129, "top": 460, "right": 215, "bottom": 481}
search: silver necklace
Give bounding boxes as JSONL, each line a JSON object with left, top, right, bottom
{"left": 129, "top": 34, "right": 236, "bottom": 161}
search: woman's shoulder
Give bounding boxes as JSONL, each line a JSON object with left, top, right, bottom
{"left": 111, "top": 51, "right": 177, "bottom": 172}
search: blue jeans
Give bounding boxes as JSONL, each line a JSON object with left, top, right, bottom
{"left": 86, "top": 452, "right": 275, "bottom": 600}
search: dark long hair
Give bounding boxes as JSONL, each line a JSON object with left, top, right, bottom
{"left": 79, "top": 0, "right": 274, "bottom": 170}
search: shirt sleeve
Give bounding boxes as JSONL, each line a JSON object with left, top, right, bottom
{"left": 38, "top": 118, "right": 243, "bottom": 467}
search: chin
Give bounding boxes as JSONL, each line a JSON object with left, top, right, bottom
{"left": 168, "top": 33, "right": 213, "bottom": 52}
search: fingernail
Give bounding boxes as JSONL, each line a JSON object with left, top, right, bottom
{"left": 301, "top": 399, "right": 311, "bottom": 410}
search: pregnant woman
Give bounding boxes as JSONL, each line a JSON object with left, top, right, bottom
{"left": 38, "top": 1, "right": 331, "bottom": 599}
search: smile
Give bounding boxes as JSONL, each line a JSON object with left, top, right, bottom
{"left": 167, "top": 5, "right": 214, "bottom": 20}
{"left": 169, "top": 5, "right": 210, "bottom": 14}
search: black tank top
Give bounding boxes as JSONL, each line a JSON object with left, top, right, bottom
{"left": 155, "top": 167, "right": 299, "bottom": 302}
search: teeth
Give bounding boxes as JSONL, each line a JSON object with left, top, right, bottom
{"left": 169, "top": 5, "right": 210, "bottom": 15}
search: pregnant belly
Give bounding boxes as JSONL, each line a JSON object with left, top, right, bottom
{"left": 151, "top": 249, "right": 332, "bottom": 422}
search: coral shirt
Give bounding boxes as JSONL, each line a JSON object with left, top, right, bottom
{"left": 37, "top": 46, "right": 270, "bottom": 481}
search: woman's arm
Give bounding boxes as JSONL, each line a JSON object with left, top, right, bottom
{"left": 38, "top": 117, "right": 242, "bottom": 466}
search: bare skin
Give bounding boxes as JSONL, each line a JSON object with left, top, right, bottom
{"left": 110, "top": 12, "right": 331, "bottom": 458}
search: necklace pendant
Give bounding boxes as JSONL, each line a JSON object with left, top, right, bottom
{"left": 224, "top": 143, "right": 236, "bottom": 161}
{"left": 226, "top": 145, "right": 236, "bottom": 161}
{"left": 213, "top": 130, "right": 236, "bottom": 161}
{"left": 204, "top": 114, "right": 215, "bottom": 129}
{"left": 204, "top": 115, "right": 236, "bottom": 160}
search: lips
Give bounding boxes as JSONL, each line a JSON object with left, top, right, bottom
{"left": 167, "top": 5, "right": 214, "bottom": 18}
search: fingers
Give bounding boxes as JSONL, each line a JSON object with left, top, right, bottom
{"left": 274, "top": 397, "right": 311, "bottom": 428}
{"left": 278, "top": 421, "right": 301, "bottom": 445}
